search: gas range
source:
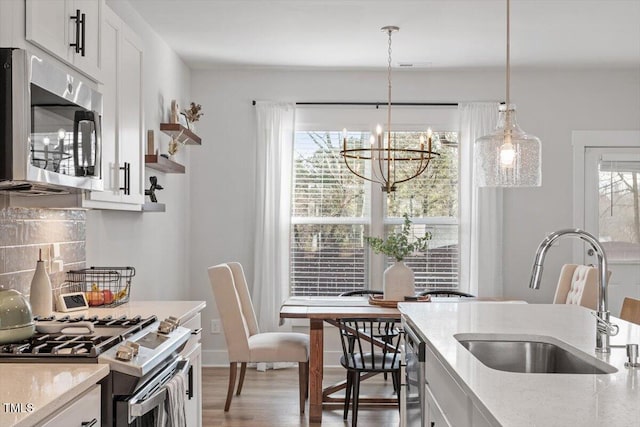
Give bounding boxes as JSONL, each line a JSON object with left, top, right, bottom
{"left": 0, "top": 315, "right": 156, "bottom": 360}
{"left": 0, "top": 314, "right": 193, "bottom": 426}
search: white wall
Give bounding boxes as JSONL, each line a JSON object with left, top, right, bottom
{"left": 188, "top": 67, "right": 640, "bottom": 365}
{"left": 85, "top": 1, "right": 193, "bottom": 301}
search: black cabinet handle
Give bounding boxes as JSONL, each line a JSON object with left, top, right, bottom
{"left": 81, "top": 419, "right": 98, "bottom": 427}
{"left": 119, "top": 162, "right": 130, "bottom": 195}
{"left": 70, "top": 9, "right": 81, "bottom": 54}
{"left": 187, "top": 365, "right": 194, "bottom": 400}
{"left": 70, "top": 10, "right": 86, "bottom": 56}
{"left": 80, "top": 12, "right": 86, "bottom": 57}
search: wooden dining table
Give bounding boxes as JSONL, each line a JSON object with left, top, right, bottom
{"left": 279, "top": 296, "right": 401, "bottom": 423}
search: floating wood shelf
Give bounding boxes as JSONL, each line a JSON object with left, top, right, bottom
{"left": 159, "top": 123, "right": 201, "bottom": 145}
{"left": 142, "top": 202, "right": 166, "bottom": 212}
{"left": 145, "top": 154, "right": 186, "bottom": 173}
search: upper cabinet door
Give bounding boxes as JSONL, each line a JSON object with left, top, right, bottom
{"left": 70, "top": 0, "right": 103, "bottom": 80}
{"left": 25, "top": 0, "right": 69, "bottom": 61}
{"left": 25, "top": 0, "right": 103, "bottom": 81}
{"left": 84, "top": 6, "right": 144, "bottom": 210}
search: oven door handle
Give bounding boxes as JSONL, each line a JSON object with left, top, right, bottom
{"left": 127, "top": 357, "right": 190, "bottom": 422}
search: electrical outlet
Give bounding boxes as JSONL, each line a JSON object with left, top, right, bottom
{"left": 210, "top": 319, "right": 222, "bottom": 334}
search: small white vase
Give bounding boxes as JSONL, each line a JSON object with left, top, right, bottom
{"left": 30, "top": 257, "right": 52, "bottom": 317}
{"left": 383, "top": 261, "right": 415, "bottom": 301}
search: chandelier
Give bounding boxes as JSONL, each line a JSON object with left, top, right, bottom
{"left": 340, "top": 26, "right": 439, "bottom": 193}
{"left": 475, "top": 0, "right": 541, "bottom": 187}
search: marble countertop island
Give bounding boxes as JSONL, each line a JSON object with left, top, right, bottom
{"left": 399, "top": 302, "right": 640, "bottom": 427}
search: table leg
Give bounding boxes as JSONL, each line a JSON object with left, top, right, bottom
{"left": 309, "top": 318, "right": 324, "bottom": 423}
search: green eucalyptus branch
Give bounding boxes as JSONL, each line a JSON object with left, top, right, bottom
{"left": 364, "top": 213, "right": 432, "bottom": 262}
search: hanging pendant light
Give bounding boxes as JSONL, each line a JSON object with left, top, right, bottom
{"left": 340, "top": 26, "right": 439, "bottom": 193}
{"left": 475, "top": 0, "right": 541, "bottom": 187}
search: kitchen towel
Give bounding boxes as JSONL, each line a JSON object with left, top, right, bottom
{"left": 164, "top": 372, "right": 186, "bottom": 427}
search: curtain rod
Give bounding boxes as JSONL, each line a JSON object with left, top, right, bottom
{"left": 251, "top": 100, "right": 458, "bottom": 107}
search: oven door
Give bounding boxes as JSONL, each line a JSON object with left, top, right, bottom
{"left": 403, "top": 322, "right": 426, "bottom": 427}
{"left": 115, "top": 357, "right": 191, "bottom": 426}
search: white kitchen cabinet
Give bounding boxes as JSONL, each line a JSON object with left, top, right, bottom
{"left": 84, "top": 6, "right": 144, "bottom": 210}
{"left": 40, "top": 384, "right": 101, "bottom": 427}
{"left": 424, "top": 345, "right": 492, "bottom": 427}
{"left": 181, "top": 313, "right": 203, "bottom": 427}
{"left": 25, "top": 0, "right": 103, "bottom": 81}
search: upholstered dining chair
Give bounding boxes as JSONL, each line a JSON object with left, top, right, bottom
{"left": 552, "top": 264, "right": 603, "bottom": 310}
{"left": 620, "top": 297, "right": 640, "bottom": 325}
{"left": 208, "top": 262, "right": 310, "bottom": 413}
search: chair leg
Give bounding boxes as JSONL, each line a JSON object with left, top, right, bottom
{"left": 352, "top": 372, "right": 361, "bottom": 427}
{"left": 224, "top": 362, "right": 238, "bottom": 412}
{"left": 343, "top": 370, "right": 353, "bottom": 420}
{"left": 391, "top": 369, "right": 398, "bottom": 393}
{"left": 236, "top": 362, "right": 247, "bottom": 396}
{"left": 303, "top": 361, "right": 309, "bottom": 399}
{"left": 395, "top": 371, "right": 402, "bottom": 413}
{"left": 298, "top": 361, "right": 308, "bottom": 414}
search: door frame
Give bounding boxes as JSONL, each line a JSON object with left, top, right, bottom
{"left": 572, "top": 130, "right": 640, "bottom": 263}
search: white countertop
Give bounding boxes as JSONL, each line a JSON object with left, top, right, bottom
{"left": 0, "top": 364, "right": 109, "bottom": 427}
{"left": 54, "top": 300, "right": 206, "bottom": 323}
{"left": 399, "top": 302, "right": 640, "bottom": 427}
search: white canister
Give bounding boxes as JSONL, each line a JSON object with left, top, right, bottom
{"left": 30, "top": 250, "right": 52, "bottom": 317}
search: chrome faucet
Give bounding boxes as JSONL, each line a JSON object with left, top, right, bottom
{"left": 529, "top": 228, "right": 618, "bottom": 353}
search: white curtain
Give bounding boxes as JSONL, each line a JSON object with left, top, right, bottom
{"left": 459, "top": 102, "right": 504, "bottom": 297}
{"left": 252, "top": 102, "right": 295, "bottom": 333}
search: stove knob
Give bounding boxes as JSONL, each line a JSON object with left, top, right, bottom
{"left": 125, "top": 341, "right": 140, "bottom": 356}
{"left": 157, "top": 320, "right": 174, "bottom": 335}
{"left": 115, "top": 345, "right": 134, "bottom": 361}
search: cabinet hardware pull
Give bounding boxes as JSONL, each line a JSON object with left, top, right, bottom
{"left": 119, "top": 162, "right": 131, "bottom": 195}
{"left": 80, "top": 12, "right": 86, "bottom": 57}
{"left": 191, "top": 328, "right": 203, "bottom": 335}
{"left": 70, "top": 9, "right": 81, "bottom": 54}
{"left": 81, "top": 419, "right": 98, "bottom": 427}
{"left": 187, "top": 365, "right": 194, "bottom": 399}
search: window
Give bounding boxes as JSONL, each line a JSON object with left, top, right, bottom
{"left": 290, "top": 108, "right": 459, "bottom": 296}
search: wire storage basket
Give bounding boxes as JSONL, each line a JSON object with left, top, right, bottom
{"left": 66, "top": 267, "right": 135, "bottom": 307}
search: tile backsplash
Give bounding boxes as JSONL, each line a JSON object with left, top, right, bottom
{"left": 0, "top": 208, "right": 86, "bottom": 297}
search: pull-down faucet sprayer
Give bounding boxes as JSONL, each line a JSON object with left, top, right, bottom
{"left": 529, "top": 228, "right": 617, "bottom": 353}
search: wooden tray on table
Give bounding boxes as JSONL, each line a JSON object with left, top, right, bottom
{"left": 368, "top": 294, "right": 431, "bottom": 308}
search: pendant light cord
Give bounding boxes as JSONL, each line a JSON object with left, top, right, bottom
{"left": 387, "top": 27, "right": 393, "bottom": 187}
{"left": 506, "top": 0, "right": 510, "bottom": 107}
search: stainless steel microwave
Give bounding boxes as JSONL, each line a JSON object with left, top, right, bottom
{"left": 0, "top": 48, "right": 103, "bottom": 195}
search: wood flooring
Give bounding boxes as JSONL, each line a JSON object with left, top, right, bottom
{"left": 202, "top": 366, "right": 400, "bottom": 426}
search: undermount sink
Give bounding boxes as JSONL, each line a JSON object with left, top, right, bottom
{"left": 455, "top": 334, "right": 617, "bottom": 375}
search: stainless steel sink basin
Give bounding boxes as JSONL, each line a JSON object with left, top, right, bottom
{"left": 455, "top": 334, "right": 617, "bottom": 374}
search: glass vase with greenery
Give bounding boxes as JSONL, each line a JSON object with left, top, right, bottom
{"left": 365, "top": 214, "right": 432, "bottom": 261}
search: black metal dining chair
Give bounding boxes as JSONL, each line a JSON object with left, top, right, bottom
{"left": 336, "top": 318, "right": 402, "bottom": 427}
{"left": 338, "top": 290, "right": 399, "bottom": 380}
{"left": 418, "top": 289, "right": 475, "bottom": 298}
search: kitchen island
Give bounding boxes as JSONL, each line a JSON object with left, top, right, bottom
{"left": 399, "top": 302, "right": 640, "bottom": 427}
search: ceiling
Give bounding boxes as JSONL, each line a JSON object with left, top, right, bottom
{"left": 125, "top": 0, "right": 640, "bottom": 70}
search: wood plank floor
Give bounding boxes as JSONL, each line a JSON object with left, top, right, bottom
{"left": 202, "top": 366, "right": 399, "bottom": 426}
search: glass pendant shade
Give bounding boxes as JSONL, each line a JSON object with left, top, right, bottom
{"left": 475, "top": 104, "right": 541, "bottom": 187}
